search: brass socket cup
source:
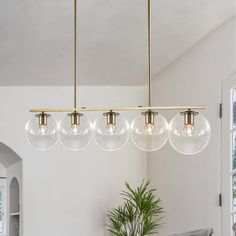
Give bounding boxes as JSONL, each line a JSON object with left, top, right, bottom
{"left": 141, "top": 110, "right": 158, "bottom": 125}
{"left": 180, "top": 110, "right": 199, "bottom": 126}
{"left": 103, "top": 111, "right": 120, "bottom": 126}
{"left": 35, "top": 113, "right": 51, "bottom": 127}
{"left": 67, "top": 112, "right": 83, "bottom": 126}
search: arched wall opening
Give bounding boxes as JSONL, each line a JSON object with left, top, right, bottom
{"left": 0, "top": 142, "right": 22, "bottom": 236}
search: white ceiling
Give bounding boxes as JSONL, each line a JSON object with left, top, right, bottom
{"left": 0, "top": 0, "right": 235, "bottom": 86}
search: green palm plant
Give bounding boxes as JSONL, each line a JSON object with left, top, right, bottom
{"left": 107, "top": 180, "right": 164, "bottom": 236}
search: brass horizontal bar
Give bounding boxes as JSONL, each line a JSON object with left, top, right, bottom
{"left": 29, "top": 105, "right": 207, "bottom": 113}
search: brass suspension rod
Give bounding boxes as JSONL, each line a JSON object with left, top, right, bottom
{"left": 74, "top": 0, "right": 77, "bottom": 109}
{"left": 29, "top": 105, "right": 207, "bottom": 113}
{"left": 29, "top": 0, "right": 208, "bottom": 115}
{"left": 148, "top": 0, "right": 152, "bottom": 107}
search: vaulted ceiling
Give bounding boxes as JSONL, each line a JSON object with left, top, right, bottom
{"left": 0, "top": 0, "right": 235, "bottom": 85}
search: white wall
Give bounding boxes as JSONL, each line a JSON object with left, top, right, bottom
{"left": 0, "top": 15, "right": 233, "bottom": 236}
{"left": 0, "top": 86, "right": 147, "bottom": 236}
{"left": 149, "top": 18, "right": 236, "bottom": 236}
{"left": 0, "top": 164, "right": 6, "bottom": 178}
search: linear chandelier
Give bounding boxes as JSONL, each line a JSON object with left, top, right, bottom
{"left": 25, "top": 0, "right": 211, "bottom": 154}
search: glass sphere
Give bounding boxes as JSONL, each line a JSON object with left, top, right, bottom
{"left": 25, "top": 114, "right": 58, "bottom": 150}
{"left": 93, "top": 114, "right": 130, "bottom": 151}
{"left": 58, "top": 113, "right": 92, "bottom": 150}
{"left": 131, "top": 113, "right": 169, "bottom": 152}
{"left": 169, "top": 113, "right": 211, "bottom": 155}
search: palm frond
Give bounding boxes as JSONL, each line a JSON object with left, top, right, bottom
{"left": 106, "top": 180, "right": 164, "bottom": 236}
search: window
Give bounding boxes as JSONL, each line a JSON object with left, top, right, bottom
{"left": 231, "top": 89, "right": 236, "bottom": 227}
{"left": 222, "top": 74, "right": 236, "bottom": 236}
{"left": 0, "top": 179, "right": 6, "bottom": 236}
{"left": 0, "top": 185, "right": 5, "bottom": 234}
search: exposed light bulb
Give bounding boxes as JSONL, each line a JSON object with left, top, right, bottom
{"left": 169, "top": 113, "right": 211, "bottom": 155}
{"left": 143, "top": 111, "right": 156, "bottom": 135}
{"left": 25, "top": 113, "right": 58, "bottom": 150}
{"left": 184, "top": 124, "right": 195, "bottom": 136}
{"left": 93, "top": 112, "right": 129, "bottom": 151}
{"left": 71, "top": 124, "right": 80, "bottom": 135}
{"left": 38, "top": 124, "right": 48, "bottom": 135}
{"left": 106, "top": 124, "right": 116, "bottom": 134}
{"left": 144, "top": 123, "right": 155, "bottom": 135}
{"left": 58, "top": 113, "right": 92, "bottom": 150}
{"left": 69, "top": 112, "right": 81, "bottom": 135}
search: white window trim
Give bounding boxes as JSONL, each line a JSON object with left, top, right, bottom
{"left": 222, "top": 73, "right": 236, "bottom": 236}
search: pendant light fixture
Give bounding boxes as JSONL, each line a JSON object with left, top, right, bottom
{"left": 93, "top": 112, "right": 130, "bottom": 151}
{"left": 168, "top": 110, "right": 211, "bottom": 155}
{"left": 25, "top": 0, "right": 211, "bottom": 155}
{"left": 25, "top": 112, "right": 58, "bottom": 150}
{"left": 130, "top": 0, "right": 169, "bottom": 152}
{"left": 57, "top": 0, "right": 93, "bottom": 150}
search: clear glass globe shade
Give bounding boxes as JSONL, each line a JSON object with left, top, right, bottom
{"left": 131, "top": 113, "right": 169, "bottom": 152}
{"left": 169, "top": 114, "right": 211, "bottom": 155}
{"left": 25, "top": 115, "right": 58, "bottom": 150}
{"left": 93, "top": 115, "right": 130, "bottom": 151}
{"left": 58, "top": 114, "right": 92, "bottom": 150}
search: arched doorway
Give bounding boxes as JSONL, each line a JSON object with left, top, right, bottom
{"left": 0, "top": 142, "right": 22, "bottom": 236}
{"left": 9, "top": 178, "right": 20, "bottom": 236}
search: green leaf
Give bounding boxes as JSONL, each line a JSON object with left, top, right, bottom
{"left": 106, "top": 180, "right": 164, "bottom": 236}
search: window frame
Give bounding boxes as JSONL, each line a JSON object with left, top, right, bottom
{"left": 222, "top": 73, "right": 236, "bottom": 236}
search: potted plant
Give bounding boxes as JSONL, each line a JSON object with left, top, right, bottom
{"left": 107, "top": 180, "right": 164, "bottom": 236}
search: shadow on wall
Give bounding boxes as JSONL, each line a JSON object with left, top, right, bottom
{"left": 0, "top": 142, "right": 22, "bottom": 236}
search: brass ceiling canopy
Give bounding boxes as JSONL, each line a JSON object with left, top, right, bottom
{"left": 25, "top": 0, "right": 211, "bottom": 154}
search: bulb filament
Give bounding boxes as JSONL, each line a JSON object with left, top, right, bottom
{"left": 184, "top": 124, "right": 195, "bottom": 136}
{"left": 71, "top": 124, "right": 80, "bottom": 135}
{"left": 106, "top": 124, "right": 116, "bottom": 134}
{"left": 145, "top": 123, "right": 155, "bottom": 135}
{"left": 39, "top": 124, "right": 48, "bottom": 135}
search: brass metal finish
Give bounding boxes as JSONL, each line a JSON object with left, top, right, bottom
{"left": 68, "top": 112, "right": 83, "bottom": 126}
{"left": 107, "top": 113, "right": 116, "bottom": 126}
{"left": 74, "top": 0, "right": 77, "bottom": 109}
{"left": 145, "top": 112, "right": 154, "bottom": 125}
{"left": 30, "top": 105, "right": 207, "bottom": 113}
{"left": 39, "top": 114, "right": 47, "bottom": 127}
{"left": 36, "top": 113, "right": 50, "bottom": 127}
{"left": 103, "top": 111, "right": 119, "bottom": 126}
{"left": 71, "top": 112, "right": 80, "bottom": 126}
{"left": 141, "top": 110, "right": 158, "bottom": 125}
{"left": 185, "top": 111, "right": 194, "bottom": 126}
{"left": 181, "top": 110, "right": 199, "bottom": 126}
{"left": 148, "top": 0, "right": 152, "bottom": 106}
{"left": 28, "top": 0, "right": 208, "bottom": 116}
